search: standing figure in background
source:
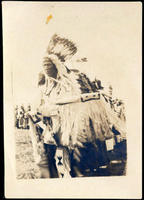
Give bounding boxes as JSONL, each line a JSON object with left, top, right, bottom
{"left": 108, "top": 85, "right": 114, "bottom": 110}
{"left": 17, "top": 105, "right": 24, "bottom": 129}
{"left": 115, "top": 100, "right": 126, "bottom": 122}
{"left": 23, "top": 112, "right": 29, "bottom": 129}
{"left": 14, "top": 105, "right": 19, "bottom": 128}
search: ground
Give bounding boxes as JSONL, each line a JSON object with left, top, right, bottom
{"left": 15, "top": 128, "right": 127, "bottom": 179}
{"left": 15, "top": 129, "right": 41, "bottom": 179}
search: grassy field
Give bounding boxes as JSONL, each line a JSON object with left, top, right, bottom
{"left": 15, "top": 128, "right": 126, "bottom": 179}
{"left": 15, "top": 129, "right": 41, "bottom": 179}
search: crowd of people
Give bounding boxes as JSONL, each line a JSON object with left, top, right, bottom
{"left": 14, "top": 105, "right": 31, "bottom": 129}
{"left": 91, "top": 79, "right": 126, "bottom": 122}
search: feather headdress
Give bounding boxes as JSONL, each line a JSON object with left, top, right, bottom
{"left": 40, "top": 34, "right": 126, "bottom": 150}
{"left": 47, "top": 34, "right": 77, "bottom": 62}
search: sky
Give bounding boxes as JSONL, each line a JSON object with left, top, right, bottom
{"left": 3, "top": 2, "right": 142, "bottom": 107}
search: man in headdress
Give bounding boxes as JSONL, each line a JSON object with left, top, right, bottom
{"left": 28, "top": 34, "right": 127, "bottom": 178}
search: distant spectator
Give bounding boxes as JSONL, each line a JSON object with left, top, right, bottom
{"left": 14, "top": 105, "right": 19, "bottom": 128}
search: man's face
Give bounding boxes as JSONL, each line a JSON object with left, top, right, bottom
{"left": 43, "top": 63, "right": 57, "bottom": 79}
{"left": 43, "top": 62, "right": 50, "bottom": 74}
{"left": 43, "top": 56, "right": 58, "bottom": 79}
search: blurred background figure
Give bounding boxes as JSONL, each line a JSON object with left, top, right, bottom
{"left": 115, "top": 100, "right": 126, "bottom": 122}
{"left": 14, "top": 104, "right": 32, "bottom": 129}
{"left": 14, "top": 105, "right": 19, "bottom": 128}
{"left": 25, "top": 104, "right": 31, "bottom": 129}
{"left": 18, "top": 105, "right": 24, "bottom": 129}
{"left": 23, "top": 111, "right": 29, "bottom": 129}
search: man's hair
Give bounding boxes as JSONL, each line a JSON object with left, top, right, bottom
{"left": 38, "top": 72, "right": 45, "bottom": 86}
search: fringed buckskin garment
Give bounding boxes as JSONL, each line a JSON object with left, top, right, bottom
{"left": 35, "top": 54, "right": 126, "bottom": 177}
{"left": 28, "top": 35, "right": 126, "bottom": 178}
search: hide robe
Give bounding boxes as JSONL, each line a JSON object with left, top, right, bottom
{"left": 37, "top": 56, "right": 126, "bottom": 176}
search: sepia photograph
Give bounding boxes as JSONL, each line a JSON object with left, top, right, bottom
{"left": 3, "top": 1, "right": 142, "bottom": 198}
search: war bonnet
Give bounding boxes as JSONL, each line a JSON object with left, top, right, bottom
{"left": 47, "top": 34, "right": 77, "bottom": 62}
{"left": 42, "top": 34, "right": 77, "bottom": 79}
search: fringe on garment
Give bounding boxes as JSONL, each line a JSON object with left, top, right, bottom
{"left": 37, "top": 54, "right": 126, "bottom": 149}
{"left": 58, "top": 99, "right": 116, "bottom": 149}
